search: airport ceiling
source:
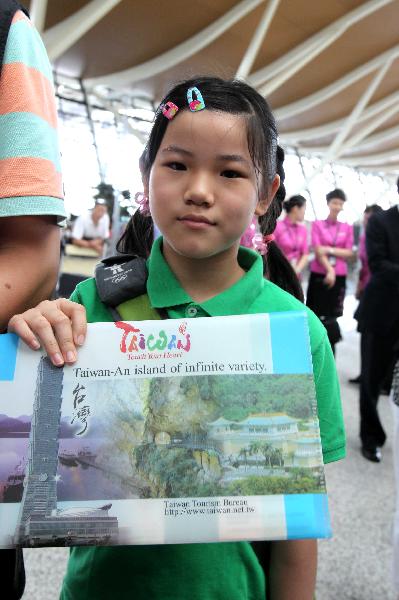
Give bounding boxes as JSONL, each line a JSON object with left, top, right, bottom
{"left": 26, "top": 0, "right": 399, "bottom": 174}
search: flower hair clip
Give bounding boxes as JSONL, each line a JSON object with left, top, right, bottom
{"left": 134, "top": 192, "right": 150, "bottom": 216}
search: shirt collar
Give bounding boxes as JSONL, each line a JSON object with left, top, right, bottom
{"left": 284, "top": 215, "right": 297, "bottom": 227}
{"left": 147, "top": 236, "right": 264, "bottom": 316}
{"left": 326, "top": 217, "right": 339, "bottom": 225}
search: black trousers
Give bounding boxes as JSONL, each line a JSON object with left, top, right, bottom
{"left": 359, "top": 327, "right": 399, "bottom": 449}
{"left": 306, "top": 272, "right": 346, "bottom": 355}
{"left": 2, "top": 548, "right": 25, "bottom": 599}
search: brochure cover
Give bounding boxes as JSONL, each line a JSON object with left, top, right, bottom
{"left": 0, "top": 311, "right": 331, "bottom": 548}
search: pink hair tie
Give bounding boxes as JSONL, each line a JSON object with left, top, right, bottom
{"left": 252, "top": 234, "right": 268, "bottom": 256}
{"left": 134, "top": 192, "right": 150, "bottom": 216}
{"left": 240, "top": 219, "right": 274, "bottom": 256}
{"left": 258, "top": 234, "right": 275, "bottom": 256}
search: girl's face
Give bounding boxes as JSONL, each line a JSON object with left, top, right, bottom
{"left": 145, "top": 110, "right": 279, "bottom": 264}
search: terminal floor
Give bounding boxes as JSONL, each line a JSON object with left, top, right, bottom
{"left": 22, "top": 297, "right": 397, "bottom": 600}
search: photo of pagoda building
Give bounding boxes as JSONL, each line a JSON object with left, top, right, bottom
{"left": 15, "top": 357, "right": 118, "bottom": 547}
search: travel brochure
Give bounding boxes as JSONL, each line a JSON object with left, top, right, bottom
{"left": 0, "top": 311, "right": 331, "bottom": 548}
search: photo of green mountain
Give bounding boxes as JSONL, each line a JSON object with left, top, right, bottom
{"left": 101, "top": 374, "right": 325, "bottom": 499}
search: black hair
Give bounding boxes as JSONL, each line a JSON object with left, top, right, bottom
{"left": 326, "top": 188, "right": 346, "bottom": 203}
{"left": 117, "top": 76, "right": 303, "bottom": 301}
{"left": 117, "top": 208, "right": 154, "bottom": 257}
{"left": 364, "top": 204, "right": 383, "bottom": 215}
{"left": 283, "top": 194, "right": 307, "bottom": 213}
{"left": 396, "top": 176, "right": 399, "bottom": 194}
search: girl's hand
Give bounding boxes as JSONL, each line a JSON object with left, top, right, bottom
{"left": 323, "top": 269, "right": 336, "bottom": 289}
{"left": 8, "top": 299, "right": 87, "bottom": 367}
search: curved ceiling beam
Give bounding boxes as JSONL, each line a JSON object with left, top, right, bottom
{"left": 349, "top": 124, "right": 399, "bottom": 153}
{"left": 297, "top": 59, "right": 393, "bottom": 185}
{"left": 236, "top": 0, "right": 280, "bottom": 79}
{"left": 297, "top": 120, "right": 399, "bottom": 155}
{"left": 29, "top": 0, "right": 48, "bottom": 34}
{"left": 297, "top": 118, "right": 399, "bottom": 155}
{"left": 340, "top": 149, "right": 399, "bottom": 166}
{"left": 249, "top": 0, "right": 393, "bottom": 88}
{"left": 84, "top": 0, "right": 265, "bottom": 90}
{"left": 362, "top": 163, "right": 399, "bottom": 172}
{"left": 341, "top": 104, "right": 399, "bottom": 154}
{"left": 44, "top": 0, "right": 123, "bottom": 61}
{"left": 279, "top": 90, "right": 399, "bottom": 143}
{"left": 290, "top": 96, "right": 399, "bottom": 154}
{"left": 259, "top": 29, "right": 343, "bottom": 96}
{"left": 298, "top": 98, "right": 399, "bottom": 155}
{"left": 324, "top": 58, "right": 393, "bottom": 163}
{"left": 274, "top": 44, "right": 399, "bottom": 121}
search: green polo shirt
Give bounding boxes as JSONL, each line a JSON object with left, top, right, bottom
{"left": 62, "top": 237, "right": 345, "bottom": 600}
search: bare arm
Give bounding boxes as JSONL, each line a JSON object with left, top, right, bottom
{"left": 71, "top": 237, "right": 92, "bottom": 249}
{"left": 0, "top": 216, "right": 61, "bottom": 330}
{"left": 317, "top": 246, "right": 354, "bottom": 259}
{"left": 331, "top": 247, "right": 353, "bottom": 259}
{"left": 295, "top": 253, "right": 309, "bottom": 275}
{"left": 72, "top": 237, "right": 104, "bottom": 256}
{"left": 315, "top": 246, "right": 353, "bottom": 260}
{"left": 313, "top": 250, "right": 336, "bottom": 289}
{"left": 268, "top": 539, "right": 317, "bottom": 600}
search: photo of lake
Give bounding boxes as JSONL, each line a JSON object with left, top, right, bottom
{"left": 0, "top": 437, "right": 141, "bottom": 503}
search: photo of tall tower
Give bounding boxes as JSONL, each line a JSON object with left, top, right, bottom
{"left": 15, "top": 357, "right": 63, "bottom": 542}
{"left": 15, "top": 357, "right": 118, "bottom": 547}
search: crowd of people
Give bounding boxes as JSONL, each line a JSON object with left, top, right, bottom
{"left": 1, "top": 2, "right": 399, "bottom": 599}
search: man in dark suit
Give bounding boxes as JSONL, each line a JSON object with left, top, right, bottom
{"left": 356, "top": 182, "right": 399, "bottom": 462}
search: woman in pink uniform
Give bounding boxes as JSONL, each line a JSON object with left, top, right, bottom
{"left": 306, "top": 189, "right": 354, "bottom": 355}
{"left": 274, "top": 195, "right": 309, "bottom": 277}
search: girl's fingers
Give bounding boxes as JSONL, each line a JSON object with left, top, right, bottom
{"left": 58, "top": 298, "right": 87, "bottom": 347}
{"left": 8, "top": 314, "right": 41, "bottom": 350}
{"left": 43, "top": 306, "right": 77, "bottom": 365}
{"left": 9, "top": 309, "right": 65, "bottom": 365}
{"left": 8, "top": 299, "right": 88, "bottom": 367}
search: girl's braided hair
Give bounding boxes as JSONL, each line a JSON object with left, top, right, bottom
{"left": 117, "top": 77, "right": 303, "bottom": 301}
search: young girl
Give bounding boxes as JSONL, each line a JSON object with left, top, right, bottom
{"left": 9, "top": 77, "right": 346, "bottom": 600}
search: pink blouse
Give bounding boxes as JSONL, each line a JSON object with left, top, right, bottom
{"left": 274, "top": 216, "right": 308, "bottom": 264}
{"left": 310, "top": 219, "right": 353, "bottom": 276}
